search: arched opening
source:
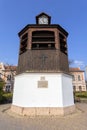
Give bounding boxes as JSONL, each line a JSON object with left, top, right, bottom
{"left": 20, "top": 33, "right": 28, "bottom": 54}
{"left": 72, "top": 75, "right": 75, "bottom": 81}
{"left": 79, "top": 86, "right": 82, "bottom": 92}
{"left": 73, "top": 86, "right": 76, "bottom": 92}
{"left": 59, "top": 33, "right": 67, "bottom": 55}
{"left": 32, "top": 31, "right": 55, "bottom": 50}
{"left": 78, "top": 75, "right": 81, "bottom": 81}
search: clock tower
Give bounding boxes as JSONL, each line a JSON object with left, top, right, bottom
{"left": 36, "top": 12, "right": 51, "bottom": 24}
{"left": 17, "top": 12, "right": 69, "bottom": 74}
{"left": 11, "top": 12, "right": 75, "bottom": 116}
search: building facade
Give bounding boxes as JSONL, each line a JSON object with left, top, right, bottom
{"left": 0, "top": 62, "right": 17, "bottom": 92}
{"left": 0, "top": 63, "right": 5, "bottom": 81}
{"left": 69, "top": 68, "right": 86, "bottom": 92}
{"left": 85, "top": 66, "right": 87, "bottom": 81}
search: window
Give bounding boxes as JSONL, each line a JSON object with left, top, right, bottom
{"left": 6, "top": 85, "right": 11, "bottom": 92}
{"left": 0, "top": 73, "right": 1, "bottom": 77}
{"left": 73, "top": 86, "right": 76, "bottom": 91}
{"left": 59, "top": 33, "right": 67, "bottom": 55}
{"left": 72, "top": 75, "right": 75, "bottom": 81}
{"left": 7, "top": 75, "right": 11, "bottom": 81}
{"left": 78, "top": 75, "right": 81, "bottom": 81}
{"left": 32, "top": 31, "right": 55, "bottom": 50}
{"left": 79, "top": 86, "right": 82, "bottom": 92}
{"left": 20, "top": 33, "right": 28, "bottom": 54}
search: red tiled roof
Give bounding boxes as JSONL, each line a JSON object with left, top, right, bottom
{"left": 4, "top": 66, "right": 17, "bottom": 71}
{"left": 69, "top": 67, "right": 84, "bottom": 72}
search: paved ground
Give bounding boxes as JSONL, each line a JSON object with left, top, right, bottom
{"left": 0, "top": 103, "right": 87, "bottom": 130}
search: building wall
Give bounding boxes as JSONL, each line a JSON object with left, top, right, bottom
{"left": 4, "top": 71, "right": 16, "bottom": 92}
{"left": 12, "top": 73, "right": 74, "bottom": 107}
{"left": 85, "top": 66, "right": 87, "bottom": 81}
{"left": 70, "top": 70, "right": 86, "bottom": 92}
{"left": 0, "top": 63, "right": 5, "bottom": 80}
{"left": 0, "top": 62, "right": 16, "bottom": 92}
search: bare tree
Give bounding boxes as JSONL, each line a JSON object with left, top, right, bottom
{"left": 69, "top": 60, "right": 74, "bottom": 66}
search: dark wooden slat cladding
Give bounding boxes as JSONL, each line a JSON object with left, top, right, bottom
{"left": 17, "top": 50, "right": 69, "bottom": 74}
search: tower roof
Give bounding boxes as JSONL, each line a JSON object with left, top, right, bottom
{"left": 18, "top": 24, "right": 68, "bottom": 37}
{"left": 36, "top": 12, "right": 51, "bottom": 19}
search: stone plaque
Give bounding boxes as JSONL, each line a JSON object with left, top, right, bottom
{"left": 38, "top": 76, "right": 48, "bottom": 88}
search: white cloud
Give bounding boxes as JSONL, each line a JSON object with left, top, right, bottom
{"left": 73, "top": 60, "right": 85, "bottom": 68}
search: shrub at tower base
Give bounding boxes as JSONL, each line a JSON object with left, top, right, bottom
{"left": 0, "top": 81, "right": 12, "bottom": 104}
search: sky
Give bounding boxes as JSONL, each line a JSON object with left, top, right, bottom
{"left": 0, "top": 0, "right": 87, "bottom": 70}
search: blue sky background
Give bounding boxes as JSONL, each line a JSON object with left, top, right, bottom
{"left": 0, "top": 0, "right": 87, "bottom": 70}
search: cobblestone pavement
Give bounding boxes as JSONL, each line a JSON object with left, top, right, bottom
{"left": 0, "top": 103, "right": 87, "bottom": 130}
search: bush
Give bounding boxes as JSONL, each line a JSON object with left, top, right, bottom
{"left": 2, "top": 93, "right": 13, "bottom": 103}
{"left": 0, "top": 81, "right": 12, "bottom": 104}
{"left": 0, "top": 81, "right": 5, "bottom": 104}
{"left": 0, "top": 81, "right": 5, "bottom": 91}
{"left": 75, "top": 92, "right": 87, "bottom": 98}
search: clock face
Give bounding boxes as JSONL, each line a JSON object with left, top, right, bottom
{"left": 39, "top": 17, "right": 48, "bottom": 24}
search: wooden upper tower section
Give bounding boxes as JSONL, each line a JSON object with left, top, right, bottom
{"left": 17, "top": 12, "right": 69, "bottom": 74}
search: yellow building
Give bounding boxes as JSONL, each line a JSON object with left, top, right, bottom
{"left": 0, "top": 62, "right": 17, "bottom": 92}
{"left": 69, "top": 68, "right": 86, "bottom": 92}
